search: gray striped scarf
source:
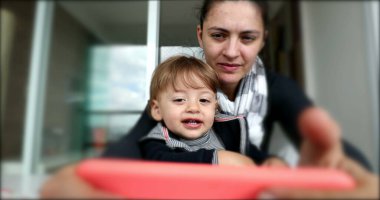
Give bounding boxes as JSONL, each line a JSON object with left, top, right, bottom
{"left": 217, "top": 57, "right": 267, "bottom": 148}
{"left": 141, "top": 123, "right": 225, "bottom": 164}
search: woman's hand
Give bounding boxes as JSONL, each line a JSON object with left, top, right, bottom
{"left": 298, "top": 107, "right": 344, "bottom": 168}
{"left": 39, "top": 164, "right": 121, "bottom": 199}
{"left": 259, "top": 107, "right": 379, "bottom": 199}
{"left": 260, "top": 157, "right": 379, "bottom": 199}
{"left": 217, "top": 150, "right": 256, "bottom": 167}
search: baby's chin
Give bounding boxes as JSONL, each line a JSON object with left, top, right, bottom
{"left": 178, "top": 130, "right": 208, "bottom": 140}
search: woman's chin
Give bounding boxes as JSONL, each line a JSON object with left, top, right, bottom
{"left": 219, "top": 76, "right": 242, "bottom": 87}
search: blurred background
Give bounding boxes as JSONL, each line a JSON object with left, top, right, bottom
{"left": 1, "top": 0, "right": 379, "bottom": 189}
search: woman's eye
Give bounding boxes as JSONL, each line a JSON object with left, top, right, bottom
{"left": 211, "top": 33, "right": 226, "bottom": 41}
{"left": 241, "top": 35, "right": 257, "bottom": 43}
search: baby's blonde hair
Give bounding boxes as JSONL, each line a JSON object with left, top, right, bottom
{"left": 149, "top": 55, "right": 219, "bottom": 113}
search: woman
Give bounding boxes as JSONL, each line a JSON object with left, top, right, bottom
{"left": 40, "top": 0, "right": 378, "bottom": 198}
{"left": 103, "top": 0, "right": 371, "bottom": 168}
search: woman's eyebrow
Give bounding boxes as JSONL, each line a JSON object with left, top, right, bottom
{"left": 207, "top": 27, "right": 228, "bottom": 32}
{"left": 207, "top": 27, "right": 261, "bottom": 35}
{"left": 241, "top": 30, "right": 261, "bottom": 35}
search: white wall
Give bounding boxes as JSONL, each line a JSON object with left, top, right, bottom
{"left": 300, "top": 1, "right": 379, "bottom": 172}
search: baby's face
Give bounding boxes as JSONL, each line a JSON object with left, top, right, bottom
{"left": 151, "top": 77, "right": 217, "bottom": 140}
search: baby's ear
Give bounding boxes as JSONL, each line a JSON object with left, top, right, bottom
{"left": 150, "top": 100, "right": 163, "bottom": 121}
{"left": 215, "top": 101, "right": 220, "bottom": 114}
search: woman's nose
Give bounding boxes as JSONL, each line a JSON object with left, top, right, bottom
{"left": 223, "top": 38, "right": 239, "bottom": 59}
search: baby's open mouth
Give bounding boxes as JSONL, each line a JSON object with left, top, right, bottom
{"left": 182, "top": 119, "right": 203, "bottom": 128}
{"left": 182, "top": 119, "right": 202, "bottom": 124}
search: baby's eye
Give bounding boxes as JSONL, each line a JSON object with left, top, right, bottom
{"left": 199, "top": 98, "right": 211, "bottom": 104}
{"left": 173, "top": 98, "right": 186, "bottom": 103}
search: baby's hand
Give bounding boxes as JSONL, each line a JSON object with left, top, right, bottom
{"left": 217, "top": 150, "right": 257, "bottom": 167}
{"left": 262, "top": 157, "right": 288, "bottom": 168}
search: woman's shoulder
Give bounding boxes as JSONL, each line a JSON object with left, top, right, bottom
{"left": 265, "top": 70, "right": 296, "bottom": 87}
{"left": 264, "top": 69, "right": 313, "bottom": 107}
{"left": 265, "top": 70, "right": 304, "bottom": 95}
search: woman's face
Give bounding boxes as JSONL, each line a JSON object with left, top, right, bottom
{"left": 197, "top": 1, "right": 265, "bottom": 94}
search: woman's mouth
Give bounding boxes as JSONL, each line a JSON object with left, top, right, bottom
{"left": 218, "top": 63, "right": 240, "bottom": 72}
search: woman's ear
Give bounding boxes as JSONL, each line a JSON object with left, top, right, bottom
{"left": 261, "top": 30, "right": 269, "bottom": 49}
{"left": 197, "top": 25, "right": 204, "bottom": 49}
{"left": 150, "top": 100, "right": 163, "bottom": 121}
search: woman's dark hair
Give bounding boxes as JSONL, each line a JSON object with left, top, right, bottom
{"left": 198, "top": 0, "right": 269, "bottom": 30}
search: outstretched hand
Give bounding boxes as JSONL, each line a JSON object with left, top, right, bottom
{"left": 297, "top": 107, "right": 344, "bottom": 168}
{"left": 260, "top": 157, "right": 379, "bottom": 199}
{"left": 260, "top": 107, "right": 379, "bottom": 199}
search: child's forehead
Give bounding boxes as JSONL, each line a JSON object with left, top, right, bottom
{"left": 167, "top": 85, "right": 215, "bottom": 96}
{"left": 159, "top": 76, "right": 212, "bottom": 93}
{"left": 174, "top": 74, "right": 208, "bottom": 87}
